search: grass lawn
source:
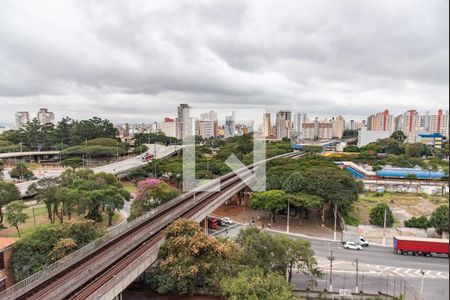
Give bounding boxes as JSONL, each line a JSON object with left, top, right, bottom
{"left": 122, "top": 182, "right": 137, "bottom": 194}
{"left": 0, "top": 204, "right": 124, "bottom": 238}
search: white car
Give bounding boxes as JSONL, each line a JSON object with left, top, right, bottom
{"left": 343, "top": 241, "right": 362, "bottom": 250}
{"left": 221, "top": 217, "right": 233, "bottom": 225}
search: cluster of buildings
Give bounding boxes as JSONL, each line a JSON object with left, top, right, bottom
{"left": 263, "top": 112, "right": 346, "bottom": 141}
{"left": 358, "top": 109, "right": 449, "bottom": 148}
{"left": 15, "top": 108, "right": 55, "bottom": 128}
{"left": 116, "top": 105, "right": 347, "bottom": 142}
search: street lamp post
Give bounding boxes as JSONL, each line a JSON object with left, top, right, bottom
{"left": 354, "top": 258, "right": 359, "bottom": 293}
{"left": 328, "top": 250, "right": 335, "bottom": 292}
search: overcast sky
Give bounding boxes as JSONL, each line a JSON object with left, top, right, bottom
{"left": 0, "top": 0, "right": 448, "bottom": 125}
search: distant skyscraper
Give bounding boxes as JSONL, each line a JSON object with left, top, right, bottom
{"left": 15, "top": 111, "right": 29, "bottom": 128}
{"left": 263, "top": 113, "right": 271, "bottom": 137}
{"left": 176, "top": 104, "right": 190, "bottom": 139}
{"left": 37, "top": 108, "right": 55, "bottom": 125}
{"left": 293, "top": 113, "right": 307, "bottom": 139}
{"left": 276, "top": 111, "right": 292, "bottom": 139}
{"left": 224, "top": 114, "right": 235, "bottom": 138}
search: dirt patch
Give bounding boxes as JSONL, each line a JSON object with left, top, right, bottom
{"left": 213, "top": 203, "right": 337, "bottom": 239}
{"left": 352, "top": 192, "right": 444, "bottom": 226}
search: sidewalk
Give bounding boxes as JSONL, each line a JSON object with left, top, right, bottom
{"left": 212, "top": 204, "right": 341, "bottom": 240}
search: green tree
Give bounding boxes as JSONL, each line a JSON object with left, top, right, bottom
{"left": 282, "top": 172, "right": 306, "bottom": 193}
{"left": 429, "top": 205, "right": 449, "bottom": 236}
{"left": 133, "top": 145, "right": 149, "bottom": 154}
{"left": 221, "top": 268, "right": 296, "bottom": 300}
{"left": 149, "top": 219, "right": 238, "bottom": 295}
{"left": 405, "top": 143, "right": 429, "bottom": 158}
{"left": 0, "top": 181, "right": 21, "bottom": 224}
{"left": 369, "top": 203, "right": 394, "bottom": 227}
{"left": 9, "top": 163, "right": 34, "bottom": 180}
{"left": 390, "top": 130, "right": 407, "bottom": 142}
{"left": 10, "top": 221, "right": 102, "bottom": 281}
{"left": 304, "top": 167, "right": 362, "bottom": 221}
{"left": 28, "top": 178, "right": 62, "bottom": 223}
{"left": 60, "top": 157, "right": 83, "bottom": 168}
{"left": 0, "top": 159, "right": 4, "bottom": 177}
{"left": 250, "top": 190, "right": 286, "bottom": 223}
{"left": 236, "top": 227, "right": 319, "bottom": 280}
{"left": 377, "top": 138, "right": 405, "bottom": 155}
{"left": 5, "top": 200, "right": 29, "bottom": 237}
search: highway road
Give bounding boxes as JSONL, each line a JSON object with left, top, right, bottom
{"left": 217, "top": 224, "right": 449, "bottom": 299}
{"left": 11, "top": 144, "right": 181, "bottom": 196}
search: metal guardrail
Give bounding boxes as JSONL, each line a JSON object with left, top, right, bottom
{"left": 0, "top": 150, "right": 300, "bottom": 299}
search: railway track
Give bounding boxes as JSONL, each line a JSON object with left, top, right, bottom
{"left": 2, "top": 151, "right": 305, "bottom": 300}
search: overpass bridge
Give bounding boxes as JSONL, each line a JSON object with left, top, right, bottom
{"left": 14, "top": 144, "right": 183, "bottom": 197}
{"left": 0, "top": 151, "right": 304, "bottom": 300}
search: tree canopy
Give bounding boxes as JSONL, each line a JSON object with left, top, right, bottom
{"left": 429, "top": 205, "right": 449, "bottom": 236}
{"left": 369, "top": 203, "right": 394, "bottom": 227}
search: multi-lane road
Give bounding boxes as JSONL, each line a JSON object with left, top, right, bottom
{"left": 216, "top": 223, "right": 449, "bottom": 299}
{"left": 7, "top": 144, "right": 181, "bottom": 196}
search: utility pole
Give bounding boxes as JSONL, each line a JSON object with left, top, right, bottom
{"left": 355, "top": 258, "right": 359, "bottom": 293}
{"left": 419, "top": 269, "right": 425, "bottom": 299}
{"left": 383, "top": 208, "right": 387, "bottom": 246}
{"left": 333, "top": 203, "right": 337, "bottom": 241}
{"left": 328, "top": 250, "right": 335, "bottom": 292}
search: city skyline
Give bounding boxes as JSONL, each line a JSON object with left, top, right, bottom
{"left": 0, "top": 0, "right": 448, "bottom": 124}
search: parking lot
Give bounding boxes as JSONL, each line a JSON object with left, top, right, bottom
{"left": 206, "top": 216, "right": 243, "bottom": 237}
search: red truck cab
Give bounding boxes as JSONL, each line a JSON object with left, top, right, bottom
{"left": 393, "top": 236, "right": 449, "bottom": 257}
{"left": 208, "top": 218, "right": 218, "bottom": 229}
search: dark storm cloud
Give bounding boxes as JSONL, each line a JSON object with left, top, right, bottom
{"left": 0, "top": 0, "right": 448, "bottom": 123}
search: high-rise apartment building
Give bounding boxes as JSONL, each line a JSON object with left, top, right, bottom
{"left": 15, "top": 112, "right": 29, "bottom": 128}
{"left": 276, "top": 111, "right": 292, "bottom": 139}
{"left": 224, "top": 114, "right": 235, "bottom": 138}
{"left": 37, "top": 108, "right": 55, "bottom": 125}
{"left": 293, "top": 113, "right": 307, "bottom": 139}
{"left": 263, "top": 113, "right": 271, "bottom": 137}
{"left": 302, "top": 118, "right": 333, "bottom": 140}
{"left": 372, "top": 110, "right": 394, "bottom": 132}
{"left": 430, "top": 109, "right": 449, "bottom": 138}
{"left": 176, "top": 104, "right": 191, "bottom": 139}
{"left": 401, "top": 110, "right": 419, "bottom": 134}
{"left": 331, "top": 115, "right": 345, "bottom": 138}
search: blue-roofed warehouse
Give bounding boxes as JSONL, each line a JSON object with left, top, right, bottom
{"left": 376, "top": 168, "right": 446, "bottom": 180}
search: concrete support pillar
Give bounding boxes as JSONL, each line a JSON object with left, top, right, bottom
{"left": 200, "top": 218, "right": 208, "bottom": 235}
{"left": 113, "top": 293, "right": 123, "bottom": 300}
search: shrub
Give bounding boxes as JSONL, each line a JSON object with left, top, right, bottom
{"left": 404, "top": 216, "right": 430, "bottom": 229}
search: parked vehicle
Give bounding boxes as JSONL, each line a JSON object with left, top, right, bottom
{"left": 221, "top": 217, "right": 233, "bottom": 225}
{"left": 343, "top": 241, "right": 362, "bottom": 250}
{"left": 208, "top": 218, "right": 218, "bottom": 229}
{"left": 342, "top": 231, "right": 369, "bottom": 247}
{"left": 393, "top": 236, "right": 449, "bottom": 257}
